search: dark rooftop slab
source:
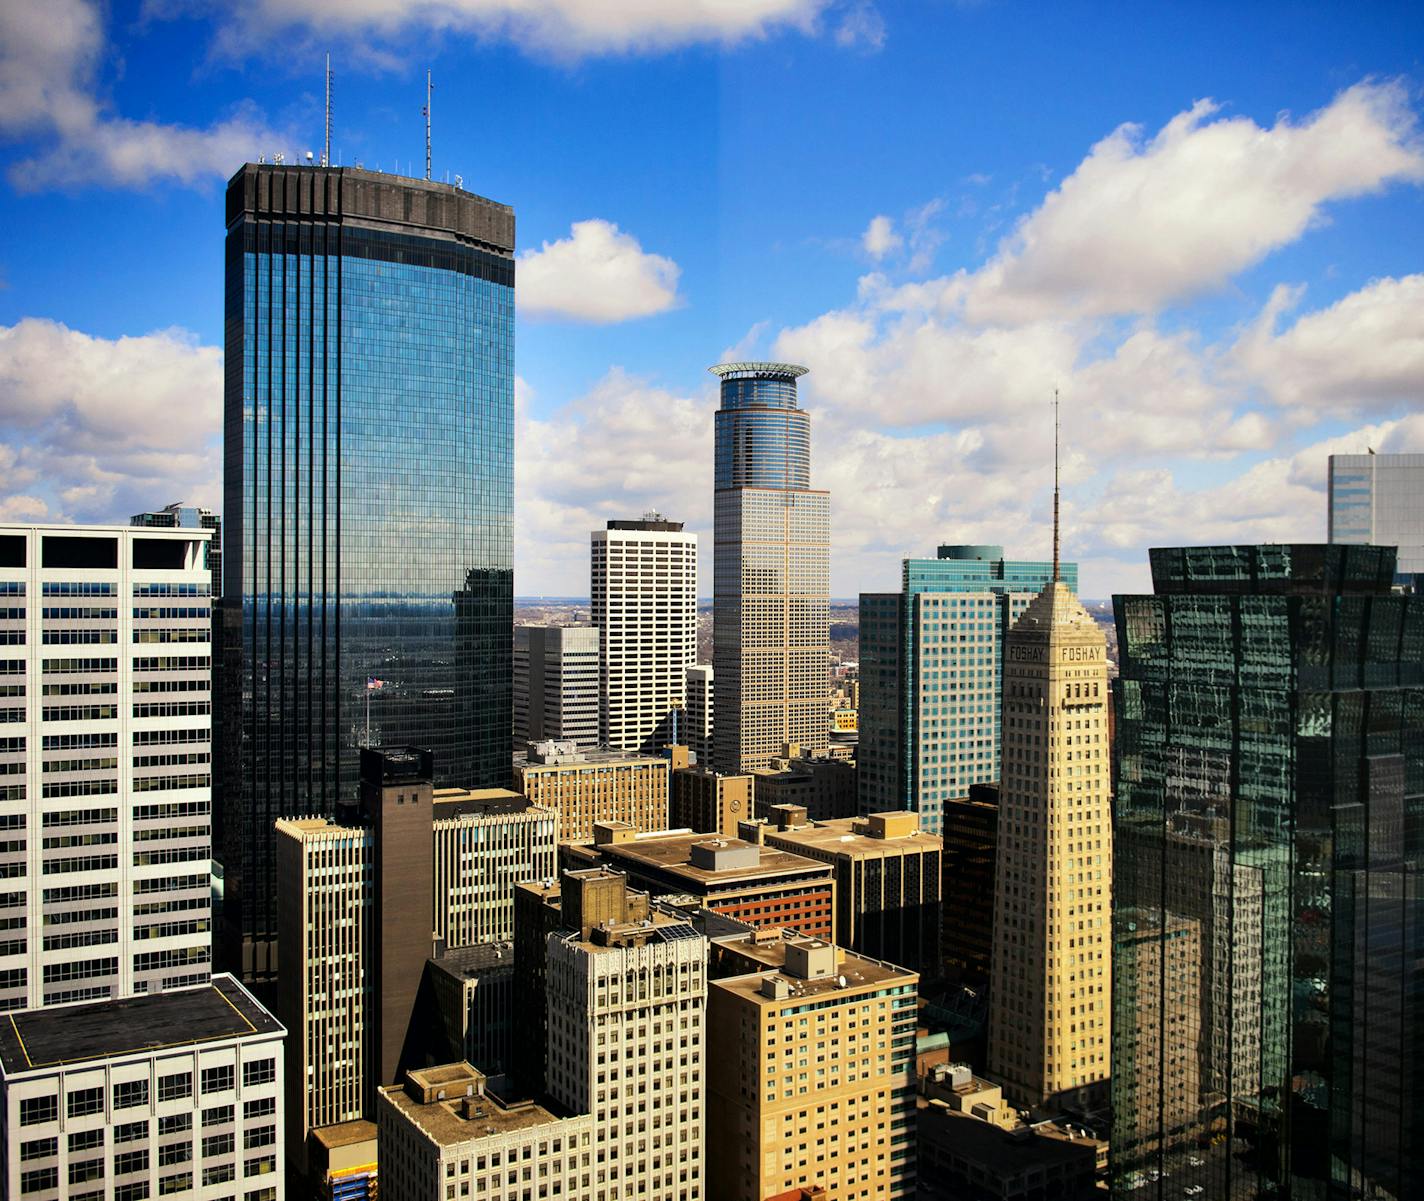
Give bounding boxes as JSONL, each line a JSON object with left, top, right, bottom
{"left": 0, "top": 975, "right": 280, "bottom": 1075}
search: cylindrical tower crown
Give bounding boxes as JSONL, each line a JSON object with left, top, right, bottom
{"left": 710, "top": 362, "right": 811, "bottom": 490}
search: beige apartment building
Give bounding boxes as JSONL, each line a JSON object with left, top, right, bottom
{"left": 987, "top": 577, "right": 1112, "bottom": 1110}
{"left": 705, "top": 934, "right": 918, "bottom": 1201}
{"left": 513, "top": 740, "right": 669, "bottom": 841}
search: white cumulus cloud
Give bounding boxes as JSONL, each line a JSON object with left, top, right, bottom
{"left": 0, "top": 319, "right": 222, "bottom": 523}
{"left": 964, "top": 81, "right": 1424, "bottom": 323}
{"left": 518, "top": 220, "right": 682, "bottom": 323}
{"left": 861, "top": 215, "right": 902, "bottom": 259}
{"left": 193, "top": 0, "right": 830, "bottom": 58}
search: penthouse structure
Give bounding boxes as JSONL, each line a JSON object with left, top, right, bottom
{"left": 513, "top": 741, "right": 668, "bottom": 842}
{"left": 575, "top": 824, "right": 836, "bottom": 941}
{"left": 0, "top": 523, "right": 216, "bottom": 1010}
{"left": 760, "top": 807, "right": 942, "bottom": 974}
{"left": 0, "top": 976, "right": 285, "bottom": 1201}
{"left": 705, "top": 933, "right": 918, "bottom": 1200}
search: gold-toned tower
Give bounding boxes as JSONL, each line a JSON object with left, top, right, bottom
{"left": 986, "top": 396, "right": 1112, "bottom": 1110}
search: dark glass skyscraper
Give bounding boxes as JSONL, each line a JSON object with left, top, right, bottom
{"left": 221, "top": 165, "right": 514, "bottom": 983}
{"left": 1111, "top": 544, "right": 1422, "bottom": 1200}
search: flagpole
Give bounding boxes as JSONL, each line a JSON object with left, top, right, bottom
{"left": 365, "top": 683, "right": 371, "bottom": 747}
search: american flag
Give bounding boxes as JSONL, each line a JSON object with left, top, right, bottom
{"left": 366, "top": 677, "right": 385, "bottom": 691}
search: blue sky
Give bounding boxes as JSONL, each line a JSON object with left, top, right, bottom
{"left": 0, "top": 0, "right": 1421, "bottom": 598}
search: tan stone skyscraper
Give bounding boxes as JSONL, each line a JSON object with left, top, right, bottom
{"left": 987, "top": 402, "right": 1111, "bottom": 1110}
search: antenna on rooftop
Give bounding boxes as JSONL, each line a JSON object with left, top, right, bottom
{"left": 1052, "top": 388, "right": 1061, "bottom": 583}
{"left": 323, "top": 52, "right": 333, "bottom": 167}
{"left": 423, "top": 69, "right": 433, "bottom": 181}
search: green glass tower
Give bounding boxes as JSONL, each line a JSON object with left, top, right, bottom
{"left": 1111, "top": 544, "right": 1422, "bottom": 1200}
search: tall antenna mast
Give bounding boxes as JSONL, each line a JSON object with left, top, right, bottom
{"left": 323, "top": 53, "right": 332, "bottom": 167}
{"left": 1052, "top": 388, "right": 1061, "bottom": 583}
{"left": 423, "top": 69, "right": 433, "bottom": 181}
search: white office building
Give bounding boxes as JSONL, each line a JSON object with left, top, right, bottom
{"left": 591, "top": 518, "right": 697, "bottom": 754}
{"left": 0, "top": 523, "right": 215, "bottom": 1011}
{"left": 0, "top": 975, "right": 286, "bottom": 1201}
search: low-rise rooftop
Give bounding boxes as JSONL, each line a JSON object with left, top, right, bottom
{"left": 0, "top": 975, "right": 281, "bottom": 1074}
{"left": 595, "top": 831, "right": 830, "bottom": 889}
{"left": 432, "top": 787, "right": 538, "bottom": 818}
{"left": 712, "top": 933, "right": 914, "bottom": 1004}
{"left": 381, "top": 1064, "right": 577, "bottom": 1148}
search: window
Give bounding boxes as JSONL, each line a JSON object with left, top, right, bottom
{"left": 158, "top": 1072, "right": 192, "bottom": 1102}
{"left": 69, "top": 1160, "right": 104, "bottom": 1186}
{"left": 115, "top": 1185, "right": 150, "bottom": 1201}
{"left": 201, "top": 1065, "right": 234, "bottom": 1094}
{"left": 115, "top": 1150, "right": 149, "bottom": 1175}
{"left": 203, "top": 1133, "right": 235, "bottom": 1158}
{"left": 243, "top": 1126, "right": 276, "bottom": 1150}
{"left": 66, "top": 1086, "right": 104, "bottom": 1118}
{"left": 20, "top": 1095, "right": 57, "bottom": 1126}
{"left": 203, "top": 1164, "right": 236, "bottom": 1186}
{"left": 242, "top": 1058, "right": 275, "bottom": 1087}
{"left": 243, "top": 1097, "right": 276, "bottom": 1119}
{"left": 20, "top": 1138, "right": 57, "bottom": 1161}
{"left": 114, "top": 1121, "right": 148, "bottom": 1144}
{"left": 202, "top": 1104, "right": 233, "bottom": 1126}
{"left": 158, "top": 1114, "right": 192, "bottom": 1137}
{"left": 158, "top": 1174, "right": 192, "bottom": 1196}
{"left": 20, "top": 1167, "right": 58, "bottom": 1194}
{"left": 114, "top": 1079, "right": 149, "bottom": 1109}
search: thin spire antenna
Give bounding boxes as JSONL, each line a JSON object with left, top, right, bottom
{"left": 323, "top": 53, "right": 332, "bottom": 167}
{"left": 423, "top": 69, "right": 433, "bottom": 181}
{"left": 1052, "top": 388, "right": 1061, "bottom": 583}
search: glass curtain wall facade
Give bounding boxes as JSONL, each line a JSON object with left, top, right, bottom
{"left": 1110, "top": 544, "right": 1423, "bottom": 1201}
{"left": 1328, "top": 452, "right": 1424, "bottom": 585}
{"left": 222, "top": 165, "right": 514, "bottom": 984}
{"left": 710, "top": 363, "right": 829, "bottom": 774}
{"left": 858, "top": 547, "right": 1072, "bottom": 833}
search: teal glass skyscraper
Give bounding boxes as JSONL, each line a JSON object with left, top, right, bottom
{"left": 859, "top": 546, "right": 1075, "bottom": 832}
{"left": 1111, "top": 544, "right": 1422, "bottom": 1200}
{"left": 221, "top": 165, "right": 514, "bottom": 983}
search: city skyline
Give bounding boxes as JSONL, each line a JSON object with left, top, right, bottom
{"left": 0, "top": 3, "right": 1421, "bottom": 601}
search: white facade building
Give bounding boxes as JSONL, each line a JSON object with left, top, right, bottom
{"left": 590, "top": 519, "right": 697, "bottom": 755}
{"left": 0, "top": 524, "right": 215, "bottom": 1011}
{"left": 0, "top": 975, "right": 285, "bottom": 1201}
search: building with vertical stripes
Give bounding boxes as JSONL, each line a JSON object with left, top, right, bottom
{"left": 275, "top": 817, "right": 373, "bottom": 1177}
{"left": 591, "top": 517, "right": 697, "bottom": 755}
{"left": 0, "top": 523, "right": 216, "bottom": 1011}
